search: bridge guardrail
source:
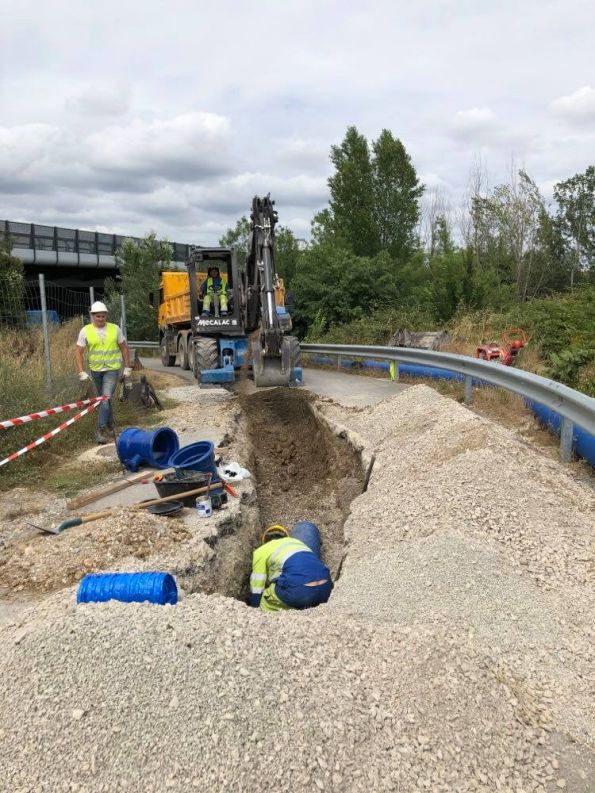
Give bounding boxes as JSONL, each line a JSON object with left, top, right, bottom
{"left": 130, "top": 341, "right": 159, "bottom": 349}
{"left": 300, "top": 343, "right": 595, "bottom": 463}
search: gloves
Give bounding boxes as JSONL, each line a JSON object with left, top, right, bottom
{"left": 78, "top": 371, "right": 90, "bottom": 381}
{"left": 123, "top": 367, "right": 133, "bottom": 378}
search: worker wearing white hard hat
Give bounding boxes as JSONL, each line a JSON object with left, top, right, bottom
{"left": 75, "top": 300, "right": 131, "bottom": 444}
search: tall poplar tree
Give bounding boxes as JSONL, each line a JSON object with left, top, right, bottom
{"left": 372, "top": 129, "right": 424, "bottom": 261}
{"left": 327, "top": 126, "right": 380, "bottom": 256}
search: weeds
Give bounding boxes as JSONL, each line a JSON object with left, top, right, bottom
{"left": 0, "top": 320, "right": 175, "bottom": 492}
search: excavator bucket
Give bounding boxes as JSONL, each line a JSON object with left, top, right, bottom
{"left": 252, "top": 338, "right": 291, "bottom": 387}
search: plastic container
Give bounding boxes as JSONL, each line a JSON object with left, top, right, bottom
{"left": 117, "top": 427, "right": 179, "bottom": 472}
{"left": 170, "top": 441, "right": 219, "bottom": 479}
{"left": 77, "top": 572, "right": 178, "bottom": 605}
{"left": 196, "top": 495, "right": 212, "bottom": 518}
{"left": 154, "top": 470, "right": 212, "bottom": 506}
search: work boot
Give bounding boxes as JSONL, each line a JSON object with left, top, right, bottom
{"left": 220, "top": 310, "right": 228, "bottom": 317}
{"left": 96, "top": 428, "right": 109, "bottom": 444}
{"left": 201, "top": 309, "right": 209, "bottom": 316}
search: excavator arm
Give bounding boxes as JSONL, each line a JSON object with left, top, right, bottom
{"left": 246, "top": 195, "right": 295, "bottom": 387}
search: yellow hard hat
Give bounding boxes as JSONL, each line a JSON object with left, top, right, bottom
{"left": 261, "top": 524, "right": 289, "bottom": 544}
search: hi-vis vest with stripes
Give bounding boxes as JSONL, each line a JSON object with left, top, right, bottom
{"left": 84, "top": 323, "right": 121, "bottom": 372}
{"left": 250, "top": 537, "right": 311, "bottom": 612}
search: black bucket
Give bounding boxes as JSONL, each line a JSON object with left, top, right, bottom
{"left": 154, "top": 471, "right": 212, "bottom": 507}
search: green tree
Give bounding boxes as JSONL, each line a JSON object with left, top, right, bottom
{"left": 0, "top": 233, "right": 25, "bottom": 325}
{"left": 372, "top": 129, "right": 424, "bottom": 261}
{"left": 328, "top": 126, "right": 380, "bottom": 256}
{"left": 104, "top": 233, "right": 172, "bottom": 341}
{"left": 219, "top": 216, "right": 251, "bottom": 265}
{"left": 554, "top": 165, "right": 595, "bottom": 287}
{"left": 274, "top": 226, "right": 300, "bottom": 286}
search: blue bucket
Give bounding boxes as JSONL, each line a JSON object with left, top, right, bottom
{"left": 170, "top": 441, "right": 218, "bottom": 478}
{"left": 117, "top": 427, "right": 179, "bottom": 472}
{"left": 77, "top": 572, "right": 178, "bottom": 605}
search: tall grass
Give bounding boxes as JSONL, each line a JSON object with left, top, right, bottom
{"left": 0, "top": 320, "right": 151, "bottom": 491}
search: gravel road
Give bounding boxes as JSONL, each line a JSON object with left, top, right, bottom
{"left": 0, "top": 384, "right": 593, "bottom": 792}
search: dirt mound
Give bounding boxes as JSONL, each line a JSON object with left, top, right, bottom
{"left": 0, "top": 510, "right": 191, "bottom": 594}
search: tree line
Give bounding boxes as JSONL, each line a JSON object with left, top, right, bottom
{"left": 222, "top": 127, "right": 594, "bottom": 338}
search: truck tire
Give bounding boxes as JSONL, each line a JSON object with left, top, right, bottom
{"left": 287, "top": 336, "right": 301, "bottom": 369}
{"left": 194, "top": 337, "right": 219, "bottom": 379}
{"left": 178, "top": 336, "right": 190, "bottom": 370}
{"left": 160, "top": 335, "right": 176, "bottom": 367}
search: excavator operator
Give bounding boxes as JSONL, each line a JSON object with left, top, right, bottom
{"left": 249, "top": 522, "right": 333, "bottom": 612}
{"left": 200, "top": 266, "right": 228, "bottom": 316}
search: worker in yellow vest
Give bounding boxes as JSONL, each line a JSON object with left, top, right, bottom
{"left": 250, "top": 522, "right": 333, "bottom": 612}
{"left": 75, "top": 301, "right": 131, "bottom": 444}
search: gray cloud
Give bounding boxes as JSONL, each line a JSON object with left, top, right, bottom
{"left": 1, "top": 0, "right": 594, "bottom": 244}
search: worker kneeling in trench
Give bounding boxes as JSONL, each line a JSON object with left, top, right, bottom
{"left": 250, "top": 522, "right": 333, "bottom": 612}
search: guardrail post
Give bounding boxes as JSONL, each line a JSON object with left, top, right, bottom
{"left": 559, "top": 416, "right": 574, "bottom": 463}
{"left": 464, "top": 374, "right": 473, "bottom": 404}
{"left": 337, "top": 355, "right": 341, "bottom": 371}
{"left": 389, "top": 360, "right": 399, "bottom": 381}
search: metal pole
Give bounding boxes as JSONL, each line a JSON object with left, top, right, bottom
{"left": 89, "top": 286, "right": 95, "bottom": 306}
{"left": 38, "top": 273, "right": 53, "bottom": 393}
{"left": 337, "top": 354, "right": 341, "bottom": 371}
{"left": 464, "top": 375, "right": 473, "bottom": 404}
{"left": 120, "top": 293, "right": 127, "bottom": 337}
{"left": 559, "top": 416, "right": 574, "bottom": 463}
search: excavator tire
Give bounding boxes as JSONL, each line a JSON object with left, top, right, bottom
{"left": 287, "top": 336, "right": 301, "bottom": 369}
{"left": 194, "top": 337, "right": 219, "bottom": 380}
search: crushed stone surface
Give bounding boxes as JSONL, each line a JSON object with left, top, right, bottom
{"left": 0, "top": 383, "right": 594, "bottom": 791}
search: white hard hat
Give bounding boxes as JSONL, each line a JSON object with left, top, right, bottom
{"left": 90, "top": 301, "right": 108, "bottom": 314}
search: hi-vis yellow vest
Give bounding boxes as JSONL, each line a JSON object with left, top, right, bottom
{"left": 84, "top": 323, "right": 121, "bottom": 372}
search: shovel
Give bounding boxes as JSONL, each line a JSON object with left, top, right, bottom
{"left": 29, "top": 480, "right": 222, "bottom": 534}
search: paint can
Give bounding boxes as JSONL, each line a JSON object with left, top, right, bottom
{"left": 196, "top": 495, "right": 212, "bottom": 518}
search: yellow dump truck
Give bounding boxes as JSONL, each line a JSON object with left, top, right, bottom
{"left": 158, "top": 269, "right": 288, "bottom": 373}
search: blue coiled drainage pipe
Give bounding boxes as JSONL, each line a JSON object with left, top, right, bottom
{"left": 77, "top": 572, "right": 178, "bottom": 605}
{"left": 310, "top": 355, "right": 595, "bottom": 467}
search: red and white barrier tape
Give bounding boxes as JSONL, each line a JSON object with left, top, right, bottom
{"left": 0, "top": 399, "right": 107, "bottom": 468}
{"left": 0, "top": 397, "right": 107, "bottom": 430}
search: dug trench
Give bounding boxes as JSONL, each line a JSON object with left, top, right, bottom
{"left": 196, "top": 387, "right": 366, "bottom": 602}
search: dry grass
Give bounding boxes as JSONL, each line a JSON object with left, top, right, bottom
{"left": 0, "top": 321, "right": 176, "bottom": 493}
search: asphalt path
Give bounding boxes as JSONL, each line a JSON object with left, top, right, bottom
{"left": 140, "top": 357, "right": 407, "bottom": 407}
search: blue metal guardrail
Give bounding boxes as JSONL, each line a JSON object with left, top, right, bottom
{"left": 2, "top": 220, "right": 191, "bottom": 269}
{"left": 131, "top": 340, "right": 595, "bottom": 463}
{"left": 300, "top": 343, "right": 595, "bottom": 465}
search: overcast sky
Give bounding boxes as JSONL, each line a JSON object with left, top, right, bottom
{"left": 1, "top": 0, "right": 594, "bottom": 245}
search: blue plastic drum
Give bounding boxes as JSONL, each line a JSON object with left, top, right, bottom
{"left": 77, "top": 572, "right": 178, "bottom": 605}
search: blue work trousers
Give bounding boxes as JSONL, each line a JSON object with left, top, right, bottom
{"left": 90, "top": 370, "right": 119, "bottom": 428}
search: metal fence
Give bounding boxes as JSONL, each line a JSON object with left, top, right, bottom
{"left": 2, "top": 220, "right": 192, "bottom": 268}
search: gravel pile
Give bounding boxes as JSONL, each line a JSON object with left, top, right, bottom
{"left": 0, "top": 596, "right": 566, "bottom": 793}
{"left": 0, "top": 384, "right": 593, "bottom": 791}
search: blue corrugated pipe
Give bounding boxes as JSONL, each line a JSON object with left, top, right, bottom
{"left": 309, "top": 355, "right": 595, "bottom": 466}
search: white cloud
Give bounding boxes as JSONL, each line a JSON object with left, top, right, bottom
{"left": 66, "top": 83, "right": 132, "bottom": 117}
{"left": 550, "top": 86, "right": 595, "bottom": 125}
{"left": 85, "top": 112, "right": 233, "bottom": 181}
{"left": 451, "top": 108, "right": 501, "bottom": 141}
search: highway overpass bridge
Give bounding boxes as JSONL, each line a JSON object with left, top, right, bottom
{"left": 2, "top": 220, "right": 190, "bottom": 289}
